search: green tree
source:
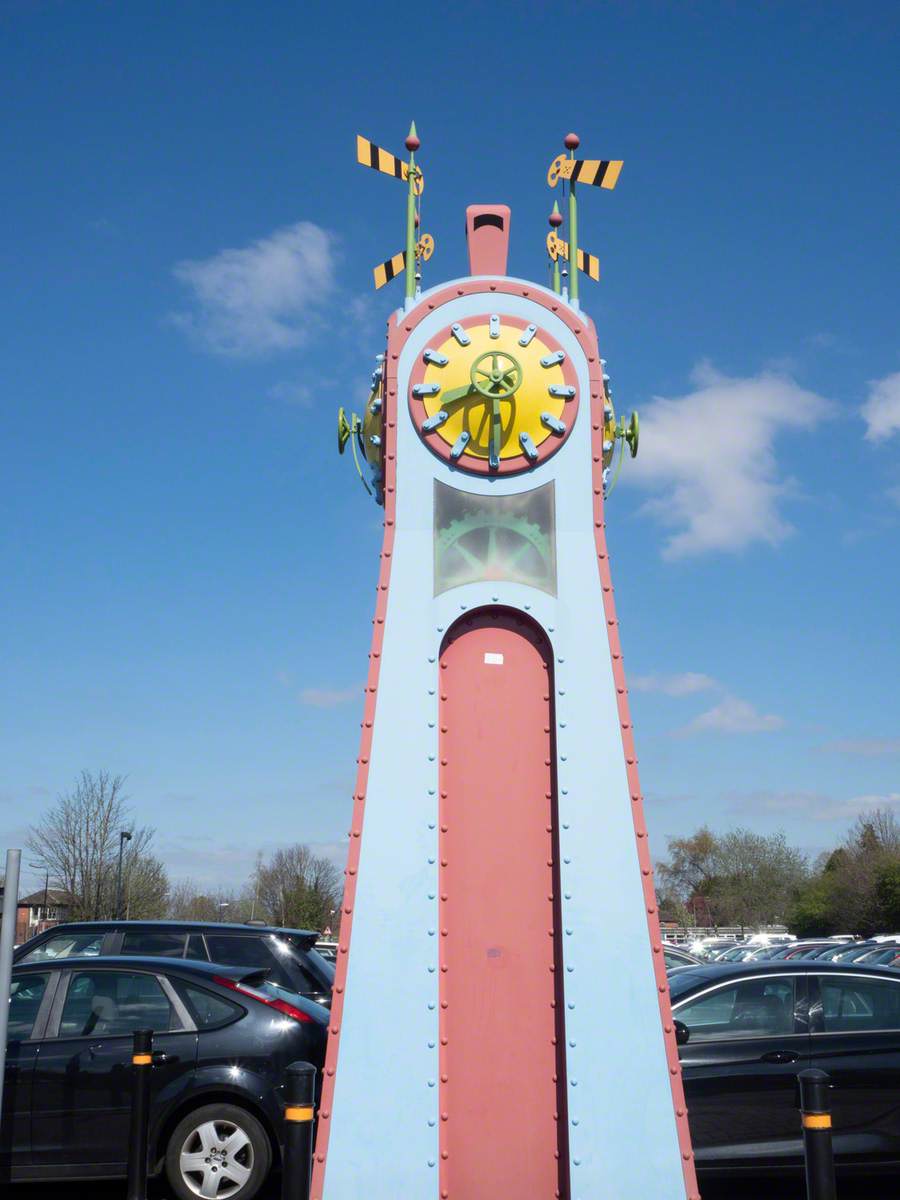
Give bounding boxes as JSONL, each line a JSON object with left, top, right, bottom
{"left": 874, "top": 861, "right": 900, "bottom": 930}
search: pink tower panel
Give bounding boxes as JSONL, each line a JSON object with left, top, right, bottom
{"left": 465, "top": 205, "right": 511, "bottom": 275}
{"left": 439, "top": 610, "right": 566, "bottom": 1199}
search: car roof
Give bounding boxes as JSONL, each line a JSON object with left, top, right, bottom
{"left": 668, "top": 958, "right": 900, "bottom": 997}
{"left": 13, "top": 954, "right": 261, "bottom": 980}
{"left": 25, "top": 919, "right": 319, "bottom": 939}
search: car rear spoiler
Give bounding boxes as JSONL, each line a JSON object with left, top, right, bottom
{"left": 288, "top": 932, "right": 320, "bottom": 951}
{"left": 233, "top": 968, "right": 271, "bottom": 988}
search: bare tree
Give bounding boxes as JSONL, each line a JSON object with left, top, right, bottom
{"left": 26, "top": 770, "right": 164, "bottom": 920}
{"left": 167, "top": 879, "right": 252, "bottom": 922}
{"left": 255, "top": 845, "right": 341, "bottom": 932}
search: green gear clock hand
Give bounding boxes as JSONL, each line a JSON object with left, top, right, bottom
{"left": 438, "top": 383, "right": 480, "bottom": 407}
{"left": 490, "top": 395, "right": 501, "bottom": 469}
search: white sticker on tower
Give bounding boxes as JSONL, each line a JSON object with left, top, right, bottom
{"left": 484, "top": 653, "right": 504, "bottom": 665}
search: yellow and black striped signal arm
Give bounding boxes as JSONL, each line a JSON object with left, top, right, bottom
{"left": 547, "top": 154, "right": 622, "bottom": 190}
{"left": 372, "top": 234, "right": 434, "bottom": 289}
{"left": 575, "top": 247, "right": 600, "bottom": 281}
{"left": 356, "top": 135, "right": 424, "bottom": 194}
{"left": 373, "top": 250, "right": 406, "bottom": 290}
{"left": 569, "top": 159, "right": 623, "bottom": 189}
{"left": 546, "top": 231, "right": 600, "bottom": 281}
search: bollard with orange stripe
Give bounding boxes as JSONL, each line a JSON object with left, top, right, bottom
{"left": 282, "top": 1061, "right": 316, "bottom": 1200}
{"left": 126, "top": 1028, "right": 153, "bottom": 1200}
{"left": 798, "top": 1069, "right": 837, "bottom": 1200}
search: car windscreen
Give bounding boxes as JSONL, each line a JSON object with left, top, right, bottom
{"left": 668, "top": 969, "right": 717, "bottom": 1000}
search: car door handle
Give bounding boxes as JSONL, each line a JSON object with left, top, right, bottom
{"left": 760, "top": 1050, "right": 800, "bottom": 1064}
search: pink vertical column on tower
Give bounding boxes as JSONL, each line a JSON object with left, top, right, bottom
{"left": 438, "top": 609, "right": 567, "bottom": 1200}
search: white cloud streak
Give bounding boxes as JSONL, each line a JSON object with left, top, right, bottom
{"left": 171, "top": 221, "right": 335, "bottom": 356}
{"left": 862, "top": 371, "right": 900, "bottom": 442}
{"left": 623, "top": 362, "right": 834, "bottom": 559}
{"left": 683, "top": 694, "right": 785, "bottom": 735}
{"left": 813, "top": 793, "right": 900, "bottom": 822}
{"left": 631, "top": 672, "right": 718, "bottom": 696}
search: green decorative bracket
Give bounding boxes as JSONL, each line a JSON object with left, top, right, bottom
{"left": 337, "top": 406, "right": 372, "bottom": 494}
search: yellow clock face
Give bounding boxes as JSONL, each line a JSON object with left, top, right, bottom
{"left": 410, "top": 315, "right": 577, "bottom": 474}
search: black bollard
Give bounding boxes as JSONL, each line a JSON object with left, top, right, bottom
{"left": 282, "top": 1061, "right": 316, "bottom": 1200}
{"left": 125, "top": 1028, "right": 153, "bottom": 1200}
{"left": 798, "top": 1068, "right": 837, "bottom": 1200}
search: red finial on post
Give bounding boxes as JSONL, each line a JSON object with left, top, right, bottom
{"left": 405, "top": 128, "right": 420, "bottom": 152}
{"left": 548, "top": 208, "right": 563, "bottom": 228}
{"left": 564, "top": 132, "right": 580, "bottom": 150}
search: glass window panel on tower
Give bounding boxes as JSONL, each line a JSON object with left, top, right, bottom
{"left": 433, "top": 479, "right": 557, "bottom": 597}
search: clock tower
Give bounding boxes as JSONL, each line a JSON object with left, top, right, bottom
{"left": 315, "top": 130, "right": 698, "bottom": 1200}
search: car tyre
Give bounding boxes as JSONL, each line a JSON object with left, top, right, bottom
{"left": 166, "top": 1103, "right": 272, "bottom": 1200}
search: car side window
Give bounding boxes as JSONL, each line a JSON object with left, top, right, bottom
{"left": 204, "top": 934, "right": 291, "bottom": 987}
{"left": 176, "top": 983, "right": 243, "bottom": 1029}
{"left": 675, "top": 978, "right": 795, "bottom": 1042}
{"left": 817, "top": 976, "right": 900, "bottom": 1033}
{"left": 58, "top": 970, "right": 178, "bottom": 1037}
{"left": 19, "top": 931, "right": 104, "bottom": 963}
{"left": 8, "top": 974, "right": 49, "bottom": 1041}
{"left": 120, "top": 931, "right": 188, "bottom": 958}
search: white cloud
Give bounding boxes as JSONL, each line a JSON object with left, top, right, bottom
{"left": 631, "top": 672, "right": 717, "bottom": 696}
{"left": 623, "top": 362, "right": 834, "bottom": 559}
{"left": 821, "top": 737, "right": 900, "bottom": 758}
{"left": 813, "top": 793, "right": 900, "bottom": 822}
{"left": 171, "top": 221, "right": 335, "bottom": 356}
{"left": 683, "top": 694, "right": 784, "bottom": 735}
{"left": 727, "top": 790, "right": 828, "bottom": 814}
{"left": 299, "top": 685, "right": 362, "bottom": 709}
{"left": 862, "top": 371, "right": 900, "bottom": 442}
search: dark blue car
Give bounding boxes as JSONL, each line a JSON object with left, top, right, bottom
{"left": 3, "top": 955, "right": 328, "bottom": 1199}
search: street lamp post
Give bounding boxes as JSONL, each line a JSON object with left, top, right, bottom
{"left": 115, "top": 831, "right": 132, "bottom": 920}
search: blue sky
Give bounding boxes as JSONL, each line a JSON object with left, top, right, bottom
{"left": 1, "top": 1, "right": 898, "bottom": 891}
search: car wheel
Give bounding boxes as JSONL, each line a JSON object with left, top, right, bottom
{"left": 166, "top": 1103, "right": 271, "bottom": 1200}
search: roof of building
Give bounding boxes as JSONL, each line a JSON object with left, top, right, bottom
{"left": 18, "top": 888, "right": 72, "bottom": 907}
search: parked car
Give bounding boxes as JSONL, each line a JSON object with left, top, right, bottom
{"left": 829, "top": 941, "right": 891, "bottom": 964}
{"left": 664, "top": 945, "right": 702, "bottom": 970}
{"left": 801, "top": 941, "right": 868, "bottom": 960}
{"left": 3, "top": 955, "right": 328, "bottom": 1197}
{"left": 689, "top": 938, "right": 740, "bottom": 960}
{"left": 764, "top": 941, "right": 838, "bottom": 961}
{"left": 14, "top": 920, "right": 334, "bottom": 1007}
{"left": 670, "top": 959, "right": 900, "bottom": 1174}
{"left": 853, "top": 942, "right": 900, "bottom": 965}
{"left": 712, "top": 945, "right": 757, "bottom": 963}
{"left": 315, "top": 940, "right": 338, "bottom": 964}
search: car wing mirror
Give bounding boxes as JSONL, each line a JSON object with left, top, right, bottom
{"left": 674, "top": 1019, "right": 690, "bottom": 1046}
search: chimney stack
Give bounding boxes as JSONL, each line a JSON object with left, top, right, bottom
{"left": 465, "top": 205, "right": 511, "bottom": 276}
